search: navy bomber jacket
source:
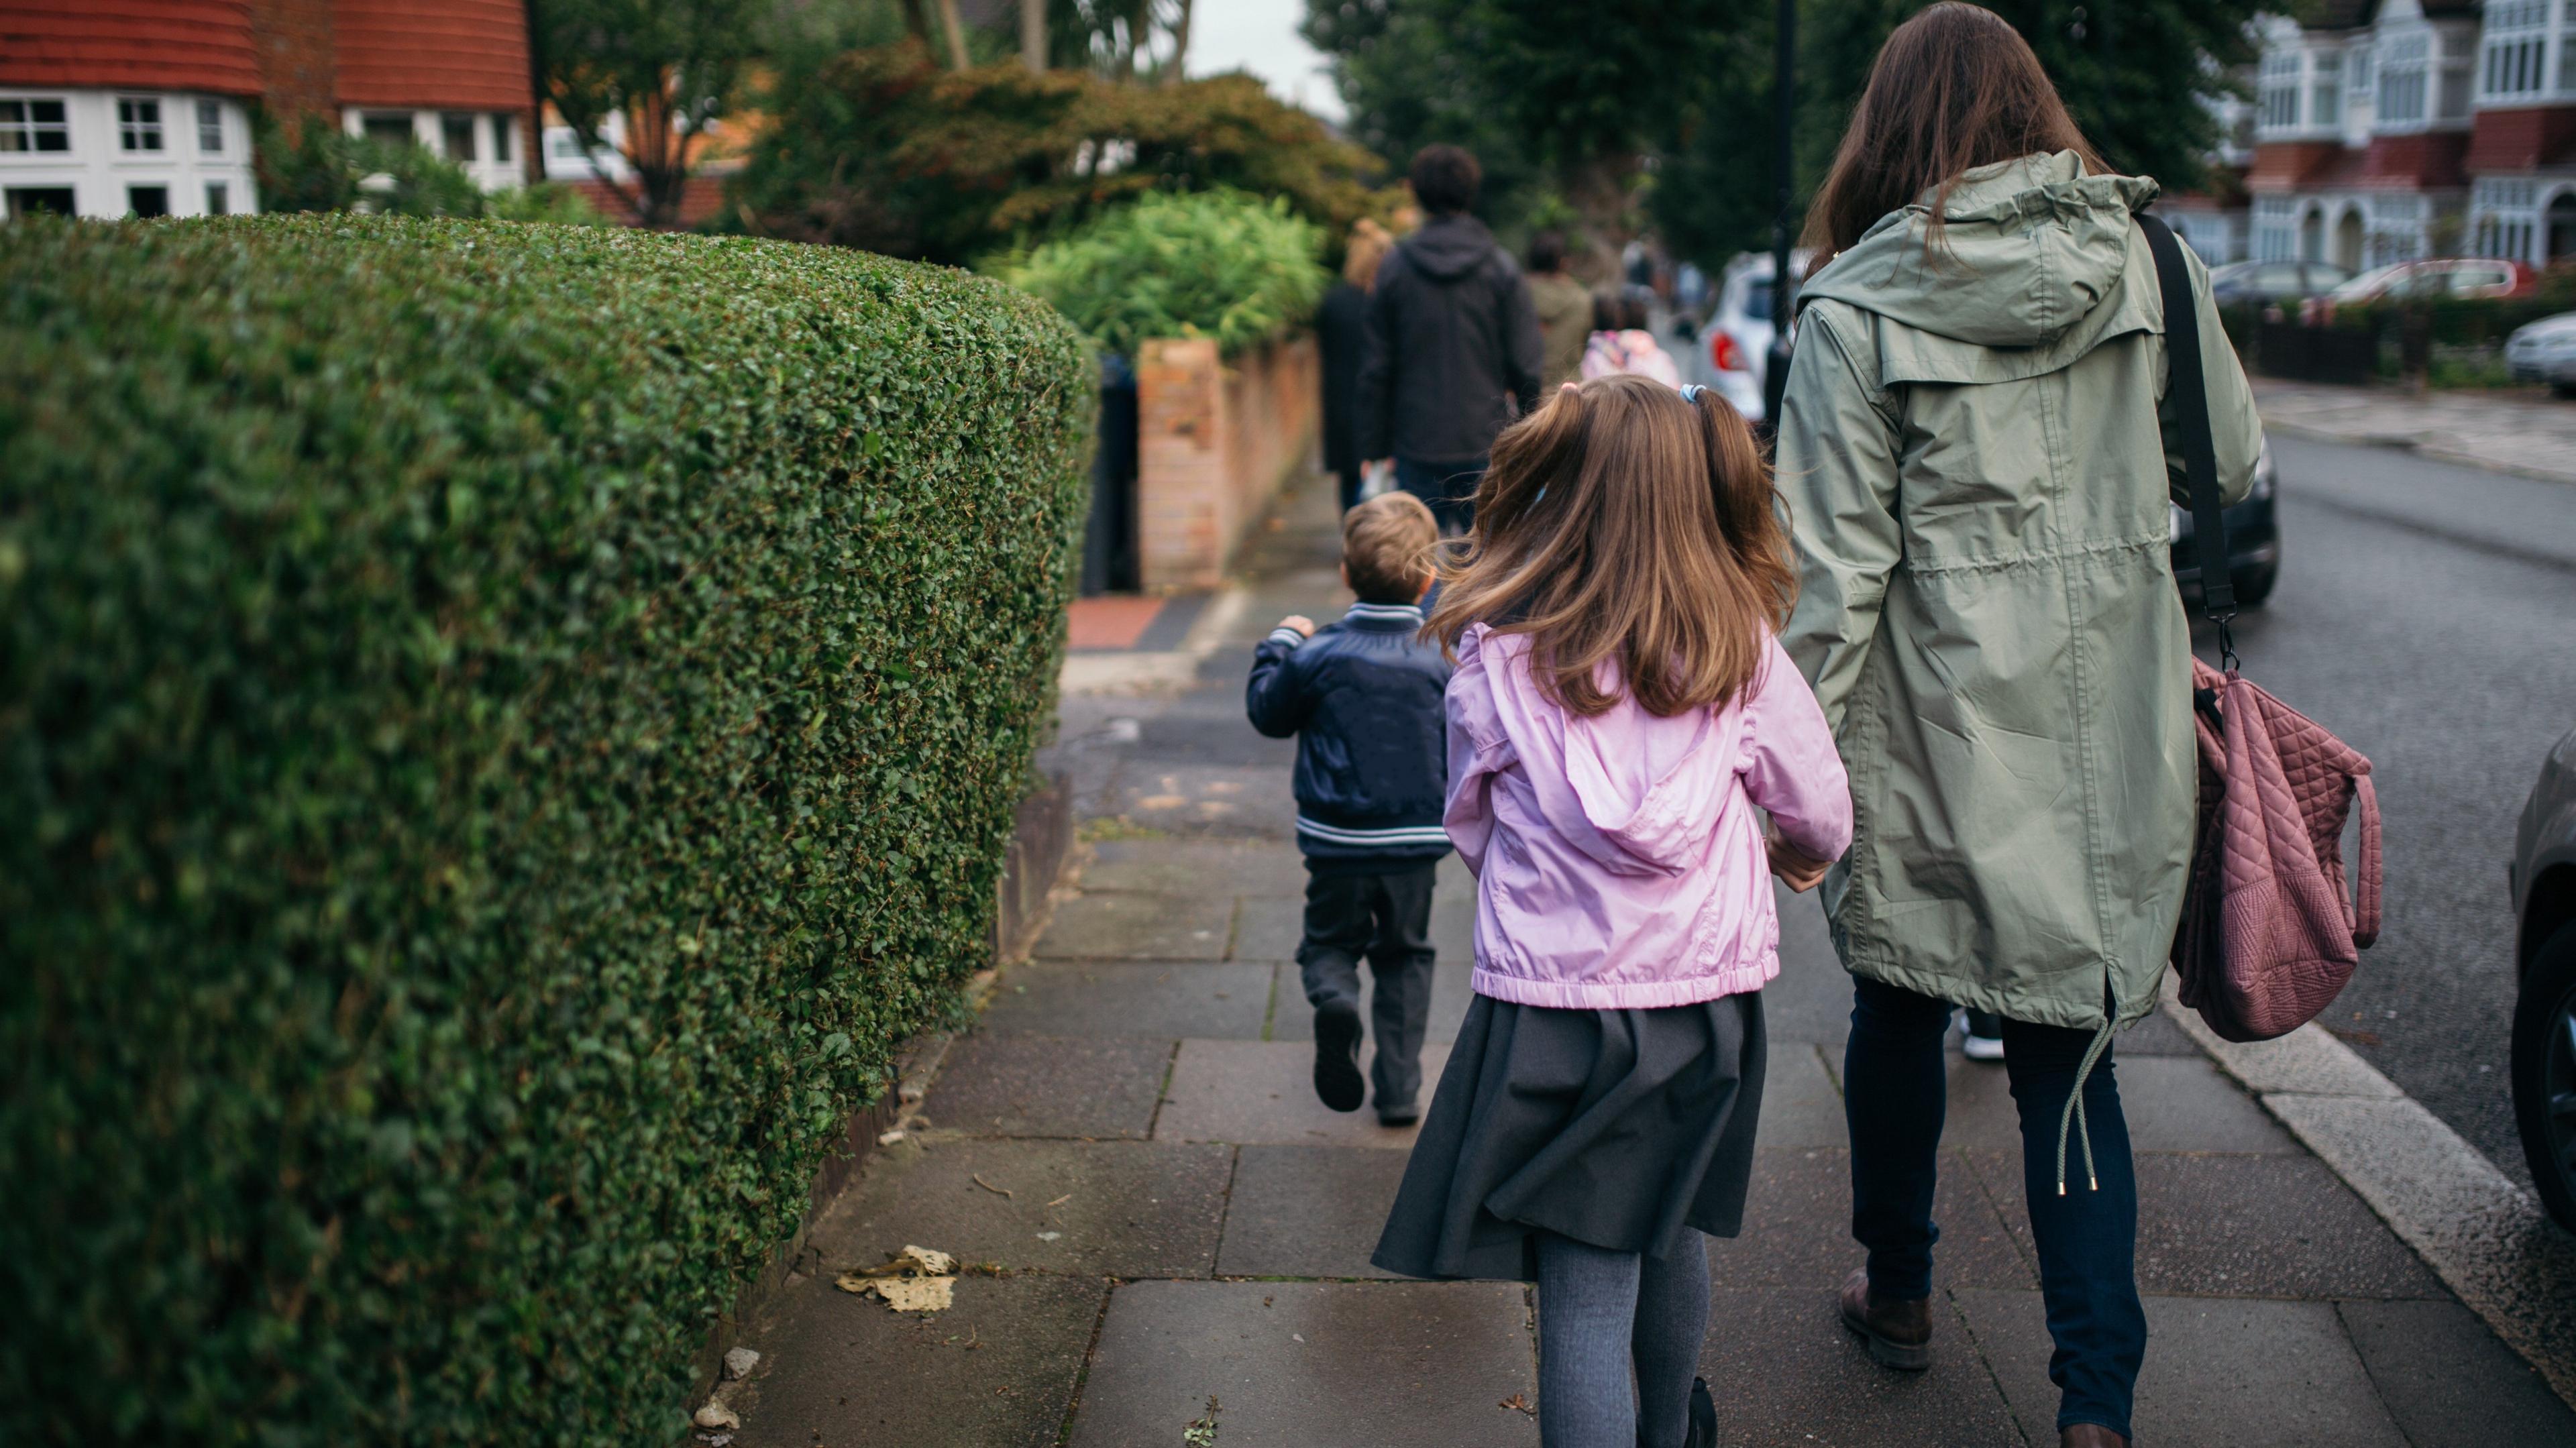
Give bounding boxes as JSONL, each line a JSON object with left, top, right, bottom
{"left": 1245, "top": 602, "right": 1454, "bottom": 870}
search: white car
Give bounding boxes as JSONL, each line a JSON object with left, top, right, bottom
{"left": 2504, "top": 312, "right": 2576, "bottom": 397}
{"left": 1697, "top": 250, "right": 1811, "bottom": 423}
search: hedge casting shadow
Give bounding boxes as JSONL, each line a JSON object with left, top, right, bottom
{"left": 0, "top": 215, "right": 1093, "bottom": 1443}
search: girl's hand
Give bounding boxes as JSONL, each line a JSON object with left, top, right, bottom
{"left": 1766, "top": 825, "right": 1833, "bottom": 893}
{"left": 1279, "top": 615, "right": 1316, "bottom": 638}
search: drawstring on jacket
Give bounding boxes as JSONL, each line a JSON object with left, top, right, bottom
{"left": 2053, "top": 1017, "right": 2116, "bottom": 1195}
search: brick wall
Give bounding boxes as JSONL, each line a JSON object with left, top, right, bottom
{"left": 1134, "top": 335, "right": 1320, "bottom": 593}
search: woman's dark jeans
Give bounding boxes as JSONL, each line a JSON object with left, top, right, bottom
{"left": 1843, "top": 977, "right": 2145, "bottom": 1441}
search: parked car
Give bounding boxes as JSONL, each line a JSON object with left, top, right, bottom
{"left": 2504, "top": 311, "right": 2576, "bottom": 397}
{"left": 2207, "top": 259, "right": 2352, "bottom": 307}
{"left": 1697, "top": 250, "right": 1811, "bottom": 423}
{"left": 2171, "top": 438, "right": 2281, "bottom": 609}
{"left": 2325, "top": 258, "right": 2538, "bottom": 305}
{"left": 2510, "top": 724, "right": 2576, "bottom": 1234}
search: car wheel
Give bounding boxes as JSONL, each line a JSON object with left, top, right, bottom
{"left": 2512, "top": 922, "right": 2576, "bottom": 1234}
{"left": 2231, "top": 562, "right": 2278, "bottom": 609}
{"left": 2552, "top": 381, "right": 2576, "bottom": 400}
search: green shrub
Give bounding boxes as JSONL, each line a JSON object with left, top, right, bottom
{"left": 0, "top": 215, "right": 1092, "bottom": 1445}
{"left": 729, "top": 44, "right": 1386, "bottom": 266}
{"left": 1006, "top": 186, "right": 1331, "bottom": 357}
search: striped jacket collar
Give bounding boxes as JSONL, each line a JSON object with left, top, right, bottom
{"left": 1342, "top": 602, "right": 1425, "bottom": 630}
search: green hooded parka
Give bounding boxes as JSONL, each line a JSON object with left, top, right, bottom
{"left": 1776, "top": 152, "right": 2262, "bottom": 1035}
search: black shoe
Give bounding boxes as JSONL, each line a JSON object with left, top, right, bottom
{"left": 1686, "top": 1376, "right": 1716, "bottom": 1447}
{"left": 1312, "top": 1000, "right": 1364, "bottom": 1112}
{"left": 1375, "top": 1101, "right": 1420, "bottom": 1127}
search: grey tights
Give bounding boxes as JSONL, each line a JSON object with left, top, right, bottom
{"left": 1534, "top": 1229, "right": 1710, "bottom": 1448}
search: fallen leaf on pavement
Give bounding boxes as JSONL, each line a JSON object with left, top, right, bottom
{"left": 834, "top": 1245, "right": 959, "bottom": 1313}
{"left": 1500, "top": 1393, "right": 1533, "bottom": 1416}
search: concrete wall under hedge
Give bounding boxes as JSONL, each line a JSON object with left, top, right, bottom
{"left": 0, "top": 215, "right": 1094, "bottom": 1445}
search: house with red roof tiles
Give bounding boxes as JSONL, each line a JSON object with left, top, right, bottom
{"left": 0, "top": 0, "right": 535, "bottom": 219}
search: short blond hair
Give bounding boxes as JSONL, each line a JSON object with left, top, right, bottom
{"left": 1343, "top": 218, "right": 1395, "bottom": 290}
{"left": 1342, "top": 490, "right": 1438, "bottom": 603}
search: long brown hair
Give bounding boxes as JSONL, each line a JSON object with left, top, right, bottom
{"left": 1802, "top": 3, "right": 2108, "bottom": 257}
{"left": 1426, "top": 375, "right": 1796, "bottom": 718}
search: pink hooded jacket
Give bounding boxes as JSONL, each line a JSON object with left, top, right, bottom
{"left": 1445, "top": 623, "right": 1853, "bottom": 1009}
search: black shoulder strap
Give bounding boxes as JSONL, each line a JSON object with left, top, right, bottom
{"left": 2138, "top": 212, "right": 2237, "bottom": 630}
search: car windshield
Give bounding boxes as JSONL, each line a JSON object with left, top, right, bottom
{"left": 1740, "top": 278, "right": 1796, "bottom": 322}
{"left": 2332, "top": 262, "right": 2412, "bottom": 299}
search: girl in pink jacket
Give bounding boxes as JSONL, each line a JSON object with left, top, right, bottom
{"left": 1373, "top": 374, "right": 1851, "bottom": 1448}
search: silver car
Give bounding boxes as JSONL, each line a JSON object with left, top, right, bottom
{"left": 1695, "top": 250, "right": 1812, "bottom": 423}
{"left": 2504, "top": 312, "right": 2576, "bottom": 397}
{"left": 2511, "top": 722, "right": 2576, "bottom": 1232}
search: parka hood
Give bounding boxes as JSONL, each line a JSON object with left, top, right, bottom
{"left": 1800, "top": 152, "right": 2161, "bottom": 353}
{"left": 1458, "top": 626, "right": 1737, "bottom": 877}
{"left": 1400, "top": 213, "right": 1507, "bottom": 282}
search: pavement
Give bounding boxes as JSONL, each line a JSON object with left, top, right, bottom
{"left": 715, "top": 465, "right": 2576, "bottom": 1447}
{"left": 2249, "top": 378, "right": 2576, "bottom": 487}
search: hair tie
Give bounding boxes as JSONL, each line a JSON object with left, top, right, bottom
{"left": 1559, "top": 382, "right": 1580, "bottom": 395}
{"left": 1678, "top": 383, "right": 1705, "bottom": 404}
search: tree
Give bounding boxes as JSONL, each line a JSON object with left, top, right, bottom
{"left": 1653, "top": 0, "right": 2269, "bottom": 264}
{"left": 534, "top": 0, "right": 760, "bottom": 227}
{"left": 1307, "top": 0, "right": 1746, "bottom": 270}
{"left": 729, "top": 44, "right": 1385, "bottom": 264}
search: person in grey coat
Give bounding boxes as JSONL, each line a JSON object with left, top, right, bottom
{"left": 1355, "top": 144, "right": 1544, "bottom": 534}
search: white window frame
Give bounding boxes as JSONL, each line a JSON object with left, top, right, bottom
{"left": 0, "top": 95, "right": 72, "bottom": 154}
{"left": 2377, "top": 30, "right": 2431, "bottom": 128}
{"left": 196, "top": 99, "right": 223, "bottom": 154}
{"left": 2259, "top": 49, "right": 2306, "bottom": 133}
{"left": 116, "top": 95, "right": 164, "bottom": 153}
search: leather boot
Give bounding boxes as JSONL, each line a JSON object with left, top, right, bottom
{"left": 1684, "top": 1376, "right": 1716, "bottom": 1448}
{"left": 2059, "top": 1426, "right": 2128, "bottom": 1447}
{"left": 1838, "top": 1268, "right": 1931, "bottom": 1371}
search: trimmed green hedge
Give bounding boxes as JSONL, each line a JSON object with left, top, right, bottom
{"left": 0, "top": 216, "right": 1092, "bottom": 1444}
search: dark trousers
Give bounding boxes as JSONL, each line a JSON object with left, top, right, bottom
{"left": 1395, "top": 457, "right": 1485, "bottom": 536}
{"left": 1843, "top": 977, "right": 2144, "bottom": 1441}
{"left": 1298, "top": 863, "right": 1439, "bottom": 1110}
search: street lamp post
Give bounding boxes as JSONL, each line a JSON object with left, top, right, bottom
{"left": 1763, "top": 0, "right": 1796, "bottom": 429}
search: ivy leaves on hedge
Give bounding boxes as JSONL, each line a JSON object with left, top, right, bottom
{"left": 0, "top": 215, "right": 1091, "bottom": 1445}
{"left": 1005, "top": 187, "right": 1332, "bottom": 359}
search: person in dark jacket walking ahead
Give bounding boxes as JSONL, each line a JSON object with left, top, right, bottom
{"left": 1247, "top": 492, "right": 1454, "bottom": 1124}
{"left": 1356, "top": 144, "right": 1544, "bottom": 535}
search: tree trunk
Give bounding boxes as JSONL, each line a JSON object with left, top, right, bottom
{"left": 1020, "top": 0, "right": 1045, "bottom": 72}
{"left": 1163, "top": 0, "right": 1192, "bottom": 85}
{"left": 936, "top": 0, "right": 971, "bottom": 71}
{"left": 522, "top": 0, "right": 547, "bottom": 186}
{"left": 899, "top": 0, "right": 933, "bottom": 47}
{"left": 1558, "top": 152, "right": 1640, "bottom": 282}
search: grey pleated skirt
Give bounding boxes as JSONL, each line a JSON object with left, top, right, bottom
{"left": 1372, "top": 990, "right": 1766, "bottom": 1282}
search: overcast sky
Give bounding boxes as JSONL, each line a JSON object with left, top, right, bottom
{"left": 1187, "top": 0, "right": 1345, "bottom": 124}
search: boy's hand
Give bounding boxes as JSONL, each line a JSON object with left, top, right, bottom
{"left": 1765, "top": 825, "right": 1833, "bottom": 893}
{"left": 1279, "top": 615, "right": 1316, "bottom": 638}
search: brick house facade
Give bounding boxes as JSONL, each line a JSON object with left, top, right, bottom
{"left": 2245, "top": 0, "right": 2576, "bottom": 270}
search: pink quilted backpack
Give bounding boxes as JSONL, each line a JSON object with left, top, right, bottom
{"left": 2146, "top": 215, "right": 2383, "bottom": 1043}
{"left": 2171, "top": 660, "right": 2382, "bottom": 1041}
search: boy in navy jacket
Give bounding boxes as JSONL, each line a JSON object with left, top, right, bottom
{"left": 1246, "top": 492, "right": 1452, "bottom": 1124}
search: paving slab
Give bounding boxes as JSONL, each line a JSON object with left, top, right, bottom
{"left": 1750, "top": 1042, "right": 1850, "bottom": 1151}
{"left": 1230, "top": 894, "right": 1305, "bottom": 962}
{"left": 1935, "top": 1052, "right": 2300, "bottom": 1154}
{"left": 1156, "top": 1038, "right": 1449, "bottom": 1146}
{"left": 1963, "top": 1149, "right": 2446, "bottom": 1299}
{"left": 1081, "top": 836, "right": 1306, "bottom": 897}
{"left": 2336, "top": 1298, "right": 2576, "bottom": 1447}
{"left": 980, "top": 960, "right": 1275, "bottom": 1040}
{"left": 1711, "top": 1148, "right": 2033, "bottom": 1294}
{"left": 1694, "top": 1284, "right": 2023, "bottom": 1446}
{"left": 1215, "top": 1145, "right": 1413, "bottom": 1279}
{"left": 1032, "top": 889, "right": 1237, "bottom": 960}
{"left": 1067, "top": 1279, "right": 1540, "bottom": 1448}
{"left": 733, "top": 1271, "right": 1105, "bottom": 1448}
{"left": 814, "top": 1137, "right": 1233, "bottom": 1278}
{"left": 925, "top": 1033, "right": 1171, "bottom": 1139}
{"left": 1953, "top": 1288, "right": 2410, "bottom": 1447}
{"left": 1099, "top": 763, "right": 1300, "bottom": 835}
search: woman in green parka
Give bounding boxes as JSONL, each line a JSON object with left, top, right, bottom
{"left": 1771, "top": 9, "right": 2260, "bottom": 1447}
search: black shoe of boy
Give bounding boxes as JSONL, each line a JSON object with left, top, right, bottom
{"left": 1376, "top": 1100, "right": 1421, "bottom": 1128}
{"left": 1687, "top": 1376, "right": 1717, "bottom": 1448}
{"left": 1312, "top": 999, "right": 1365, "bottom": 1113}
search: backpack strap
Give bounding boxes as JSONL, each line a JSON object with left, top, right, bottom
{"left": 2139, "top": 213, "right": 2239, "bottom": 662}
